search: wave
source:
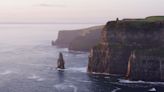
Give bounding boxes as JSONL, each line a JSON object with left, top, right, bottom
{"left": 54, "top": 83, "right": 78, "bottom": 92}
{"left": 36, "top": 78, "right": 45, "bottom": 81}
{"left": 28, "top": 74, "right": 45, "bottom": 81}
{"left": 66, "top": 67, "right": 87, "bottom": 73}
{"left": 68, "top": 50, "right": 88, "bottom": 54}
{"left": 28, "top": 74, "right": 40, "bottom": 79}
{"left": 148, "top": 88, "right": 156, "bottom": 91}
{"left": 56, "top": 47, "right": 69, "bottom": 52}
{"left": 69, "top": 85, "right": 78, "bottom": 92}
{"left": 76, "top": 80, "right": 92, "bottom": 83}
{"left": 54, "top": 83, "right": 66, "bottom": 90}
{"left": 0, "top": 70, "right": 14, "bottom": 75}
{"left": 111, "top": 87, "right": 121, "bottom": 92}
{"left": 69, "top": 77, "right": 92, "bottom": 83}
{"left": 56, "top": 68, "right": 65, "bottom": 71}
{"left": 91, "top": 72, "right": 120, "bottom": 77}
{"left": 119, "top": 79, "right": 164, "bottom": 85}
{"left": 17, "top": 63, "right": 53, "bottom": 67}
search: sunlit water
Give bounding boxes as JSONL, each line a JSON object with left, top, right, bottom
{"left": 0, "top": 24, "right": 163, "bottom": 92}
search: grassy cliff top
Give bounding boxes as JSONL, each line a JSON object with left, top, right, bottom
{"left": 145, "top": 16, "right": 164, "bottom": 21}
{"left": 122, "top": 16, "right": 164, "bottom": 22}
{"left": 106, "top": 21, "right": 164, "bottom": 31}
{"left": 105, "top": 17, "right": 164, "bottom": 31}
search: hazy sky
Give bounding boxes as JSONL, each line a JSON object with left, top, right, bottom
{"left": 0, "top": 0, "right": 164, "bottom": 23}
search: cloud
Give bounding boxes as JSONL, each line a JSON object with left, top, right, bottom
{"left": 37, "top": 3, "right": 67, "bottom": 7}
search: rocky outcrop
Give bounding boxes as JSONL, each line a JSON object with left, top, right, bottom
{"left": 88, "top": 17, "right": 164, "bottom": 81}
{"left": 54, "top": 25, "right": 103, "bottom": 51}
{"left": 57, "top": 52, "right": 65, "bottom": 69}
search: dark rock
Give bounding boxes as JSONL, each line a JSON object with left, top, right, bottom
{"left": 57, "top": 52, "right": 65, "bottom": 69}
{"left": 87, "top": 17, "right": 164, "bottom": 81}
{"left": 88, "top": 44, "right": 130, "bottom": 75}
{"left": 126, "top": 49, "right": 164, "bottom": 81}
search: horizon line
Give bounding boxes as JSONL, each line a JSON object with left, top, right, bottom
{"left": 0, "top": 22, "right": 104, "bottom": 25}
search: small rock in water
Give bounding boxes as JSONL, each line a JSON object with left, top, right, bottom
{"left": 148, "top": 88, "right": 156, "bottom": 92}
{"left": 57, "top": 52, "right": 65, "bottom": 69}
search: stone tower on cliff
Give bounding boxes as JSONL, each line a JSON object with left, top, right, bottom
{"left": 57, "top": 52, "right": 65, "bottom": 69}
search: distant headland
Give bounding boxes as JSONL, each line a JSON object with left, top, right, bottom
{"left": 53, "top": 25, "right": 103, "bottom": 51}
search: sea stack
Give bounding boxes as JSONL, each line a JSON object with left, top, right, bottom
{"left": 57, "top": 52, "right": 65, "bottom": 69}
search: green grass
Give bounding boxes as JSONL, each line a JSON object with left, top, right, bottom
{"left": 145, "top": 16, "right": 164, "bottom": 21}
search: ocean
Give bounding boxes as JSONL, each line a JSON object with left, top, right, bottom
{"left": 0, "top": 24, "right": 163, "bottom": 92}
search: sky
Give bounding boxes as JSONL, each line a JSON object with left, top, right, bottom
{"left": 0, "top": 0, "right": 164, "bottom": 23}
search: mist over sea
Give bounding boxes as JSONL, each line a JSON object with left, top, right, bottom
{"left": 0, "top": 24, "right": 163, "bottom": 92}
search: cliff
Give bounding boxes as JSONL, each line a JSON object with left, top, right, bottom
{"left": 127, "top": 49, "right": 164, "bottom": 81}
{"left": 54, "top": 25, "right": 103, "bottom": 51}
{"left": 54, "top": 30, "right": 81, "bottom": 48}
{"left": 88, "top": 17, "right": 164, "bottom": 81}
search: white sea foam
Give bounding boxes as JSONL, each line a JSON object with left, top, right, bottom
{"left": 54, "top": 84, "right": 78, "bottom": 92}
{"left": 75, "top": 54, "right": 87, "bottom": 58}
{"left": 57, "top": 48, "right": 68, "bottom": 52}
{"left": 111, "top": 87, "right": 121, "bottom": 92}
{"left": 0, "top": 70, "right": 14, "bottom": 75}
{"left": 70, "top": 78, "right": 91, "bottom": 83}
{"left": 28, "top": 74, "right": 40, "bottom": 79}
{"left": 36, "top": 78, "right": 45, "bottom": 81}
{"left": 67, "top": 67, "right": 86, "bottom": 73}
{"left": 69, "top": 85, "right": 78, "bottom": 92}
{"left": 57, "top": 68, "right": 65, "bottom": 71}
{"left": 54, "top": 84, "right": 66, "bottom": 90}
{"left": 69, "top": 50, "right": 87, "bottom": 54}
{"left": 19, "top": 63, "right": 52, "bottom": 67}
{"left": 119, "top": 79, "right": 164, "bottom": 85}
{"left": 91, "top": 72, "right": 120, "bottom": 76}
{"left": 119, "top": 79, "right": 148, "bottom": 84}
{"left": 148, "top": 88, "right": 156, "bottom": 91}
{"left": 28, "top": 74, "right": 45, "bottom": 81}
{"left": 78, "top": 80, "right": 91, "bottom": 83}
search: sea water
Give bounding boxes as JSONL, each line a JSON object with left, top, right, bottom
{"left": 0, "top": 24, "right": 163, "bottom": 92}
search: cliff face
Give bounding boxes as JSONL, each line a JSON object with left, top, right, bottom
{"left": 54, "top": 25, "right": 103, "bottom": 51}
{"left": 127, "top": 49, "right": 164, "bottom": 81}
{"left": 54, "top": 30, "right": 81, "bottom": 48}
{"left": 88, "top": 19, "right": 164, "bottom": 81}
{"left": 69, "top": 27, "right": 102, "bottom": 51}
